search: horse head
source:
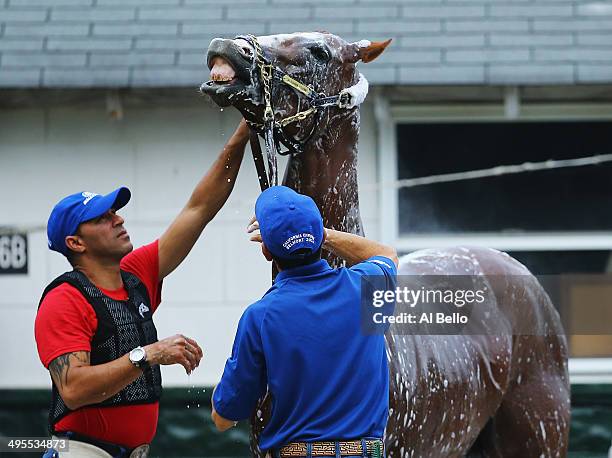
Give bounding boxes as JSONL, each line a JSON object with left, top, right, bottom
{"left": 201, "top": 32, "right": 390, "bottom": 247}
{"left": 200, "top": 32, "right": 390, "bottom": 148}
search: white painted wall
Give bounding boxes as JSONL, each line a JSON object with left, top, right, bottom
{"left": 0, "top": 96, "right": 380, "bottom": 388}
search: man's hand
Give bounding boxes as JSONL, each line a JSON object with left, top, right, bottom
{"left": 145, "top": 334, "right": 203, "bottom": 375}
{"left": 211, "top": 409, "right": 237, "bottom": 432}
{"left": 247, "top": 216, "right": 261, "bottom": 243}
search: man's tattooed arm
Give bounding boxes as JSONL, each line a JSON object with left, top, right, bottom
{"left": 46, "top": 350, "right": 145, "bottom": 410}
{"left": 48, "top": 351, "right": 90, "bottom": 391}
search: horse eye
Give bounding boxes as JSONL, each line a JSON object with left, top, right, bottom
{"left": 309, "top": 45, "right": 330, "bottom": 62}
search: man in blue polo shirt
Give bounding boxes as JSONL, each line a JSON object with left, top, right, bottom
{"left": 212, "top": 185, "right": 398, "bottom": 457}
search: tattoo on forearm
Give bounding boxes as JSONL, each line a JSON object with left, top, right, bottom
{"left": 49, "top": 354, "right": 70, "bottom": 389}
{"left": 49, "top": 351, "right": 90, "bottom": 390}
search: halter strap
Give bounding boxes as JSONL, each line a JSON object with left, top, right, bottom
{"left": 238, "top": 34, "right": 368, "bottom": 132}
{"left": 237, "top": 34, "right": 368, "bottom": 186}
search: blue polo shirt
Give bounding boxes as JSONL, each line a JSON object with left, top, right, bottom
{"left": 213, "top": 256, "right": 397, "bottom": 450}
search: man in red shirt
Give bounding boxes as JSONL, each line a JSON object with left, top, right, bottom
{"left": 35, "top": 120, "right": 250, "bottom": 457}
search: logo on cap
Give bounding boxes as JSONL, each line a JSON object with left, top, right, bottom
{"left": 283, "top": 233, "right": 315, "bottom": 251}
{"left": 81, "top": 192, "right": 99, "bottom": 205}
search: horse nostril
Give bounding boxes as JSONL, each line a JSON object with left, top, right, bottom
{"left": 241, "top": 47, "right": 253, "bottom": 59}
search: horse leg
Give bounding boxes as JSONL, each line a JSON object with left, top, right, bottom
{"left": 467, "top": 337, "right": 571, "bottom": 458}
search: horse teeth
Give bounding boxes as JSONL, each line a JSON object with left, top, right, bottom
{"left": 212, "top": 75, "right": 233, "bottom": 82}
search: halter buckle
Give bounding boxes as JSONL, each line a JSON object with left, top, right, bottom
{"left": 337, "top": 92, "right": 353, "bottom": 109}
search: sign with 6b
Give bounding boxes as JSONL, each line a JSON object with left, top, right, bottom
{"left": 0, "top": 233, "right": 28, "bottom": 274}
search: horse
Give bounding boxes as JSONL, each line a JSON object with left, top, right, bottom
{"left": 200, "top": 32, "right": 570, "bottom": 458}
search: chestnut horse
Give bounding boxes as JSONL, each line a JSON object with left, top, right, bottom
{"left": 201, "top": 32, "right": 570, "bottom": 458}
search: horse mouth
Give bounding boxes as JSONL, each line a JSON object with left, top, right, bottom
{"left": 200, "top": 38, "right": 253, "bottom": 107}
{"left": 211, "top": 58, "right": 237, "bottom": 84}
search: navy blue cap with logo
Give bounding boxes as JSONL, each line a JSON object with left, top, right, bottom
{"left": 255, "top": 185, "right": 324, "bottom": 260}
{"left": 47, "top": 187, "right": 131, "bottom": 256}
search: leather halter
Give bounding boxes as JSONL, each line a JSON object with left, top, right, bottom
{"left": 237, "top": 34, "right": 366, "bottom": 190}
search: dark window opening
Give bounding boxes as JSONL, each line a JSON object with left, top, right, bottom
{"left": 397, "top": 121, "right": 612, "bottom": 234}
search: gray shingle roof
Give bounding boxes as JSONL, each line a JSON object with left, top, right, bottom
{"left": 1, "top": 1, "right": 612, "bottom": 88}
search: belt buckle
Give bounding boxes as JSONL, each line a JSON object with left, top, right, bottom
{"left": 128, "top": 444, "right": 150, "bottom": 458}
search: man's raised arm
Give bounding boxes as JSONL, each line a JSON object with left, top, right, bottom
{"left": 158, "top": 120, "right": 250, "bottom": 279}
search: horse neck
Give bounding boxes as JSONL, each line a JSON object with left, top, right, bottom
{"left": 283, "top": 108, "right": 364, "bottom": 247}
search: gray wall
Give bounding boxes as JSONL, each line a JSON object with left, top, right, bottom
{"left": 0, "top": 94, "right": 380, "bottom": 388}
{"left": 2, "top": 0, "right": 612, "bottom": 88}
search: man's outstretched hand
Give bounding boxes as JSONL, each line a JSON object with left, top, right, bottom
{"left": 145, "top": 334, "right": 203, "bottom": 375}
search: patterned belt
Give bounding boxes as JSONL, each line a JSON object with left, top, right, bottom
{"left": 278, "top": 439, "right": 383, "bottom": 457}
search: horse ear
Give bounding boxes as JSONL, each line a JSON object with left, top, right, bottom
{"left": 353, "top": 39, "right": 392, "bottom": 63}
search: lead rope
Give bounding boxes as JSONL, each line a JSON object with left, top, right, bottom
{"left": 251, "top": 35, "right": 279, "bottom": 186}
{"left": 250, "top": 130, "right": 270, "bottom": 191}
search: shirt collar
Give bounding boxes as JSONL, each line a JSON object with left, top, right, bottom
{"left": 274, "top": 259, "right": 332, "bottom": 283}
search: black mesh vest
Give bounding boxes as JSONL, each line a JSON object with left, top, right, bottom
{"left": 38, "top": 269, "right": 162, "bottom": 432}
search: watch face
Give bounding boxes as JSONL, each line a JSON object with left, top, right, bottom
{"left": 131, "top": 347, "right": 145, "bottom": 362}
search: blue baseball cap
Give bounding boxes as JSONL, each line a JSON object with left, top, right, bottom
{"left": 47, "top": 187, "right": 131, "bottom": 256}
{"left": 255, "top": 186, "right": 324, "bottom": 260}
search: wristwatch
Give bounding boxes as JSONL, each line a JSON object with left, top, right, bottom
{"left": 129, "top": 346, "right": 149, "bottom": 370}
